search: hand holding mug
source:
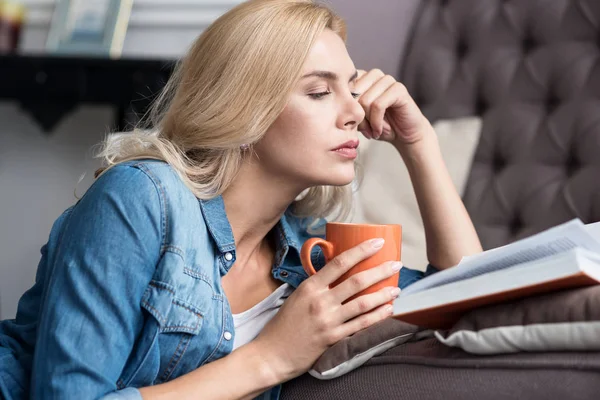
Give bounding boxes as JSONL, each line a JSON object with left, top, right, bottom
{"left": 301, "top": 222, "right": 402, "bottom": 305}
{"left": 253, "top": 223, "right": 402, "bottom": 382}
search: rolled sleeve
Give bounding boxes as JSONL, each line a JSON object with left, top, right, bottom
{"left": 398, "top": 263, "right": 439, "bottom": 290}
{"left": 31, "top": 165, "right": 163, "bottom": 398}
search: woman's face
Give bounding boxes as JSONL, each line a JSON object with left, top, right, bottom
{"left": 254, "top": 29, "right": 365, "bottom": 190}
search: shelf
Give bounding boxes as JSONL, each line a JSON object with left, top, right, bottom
{"left": 0, "top": 54, "right": 176, "bottom": 133}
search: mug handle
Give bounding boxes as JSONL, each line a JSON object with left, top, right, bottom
{"left": 300, "top": 238, "right": 335, "bottom": 276}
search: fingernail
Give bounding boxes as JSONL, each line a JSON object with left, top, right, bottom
{"left": 385, "top": 305, "right": 394, "bottom": 314}
{"left": 390, "top": 287, "right": 401, "bottom": 297}
{"left": 391, "top": 261, "right": 402, "bottom": 272}
{"left": 371, "top": 238, "right": 385, "bottom": 249}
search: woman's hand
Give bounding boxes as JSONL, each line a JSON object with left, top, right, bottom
{"left": 252, "top": 239, "right": 401, "bottom": 382}
{"left": 353, "top": 69, "right": 483, "bottom": 269}
{"left": 354, "top": 69, "right": 433, "bottom": 152}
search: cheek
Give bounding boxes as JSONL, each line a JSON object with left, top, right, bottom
{"left": 265, "top": 110, "right": 316, "bottom": 153}
{"left": 277, "top": 101, "right": 334, "bottom": 146}
{"left": 257, "top": 99, "right": 343, "bottom": 176}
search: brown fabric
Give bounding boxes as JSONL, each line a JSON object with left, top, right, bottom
{"left": 400, "top": 0, "right": 600, "bottom": 251}
{"left": 310, "top": 318, "right": 425, "bottom": 374}
{"left": 310, "top": 286, "right": 600, "bottom": 376}
{"left": 448, "top": 285, "right": 600, "bottom": 333}
{"left": 282, "top": 338, "right": 600, "bottom": 400}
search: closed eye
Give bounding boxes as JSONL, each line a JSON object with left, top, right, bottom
{"left": 309, "top": 91, "right": 331, "bottom": 99}
{"left": 309, "top": 91, "right": 361, "bottom": 100}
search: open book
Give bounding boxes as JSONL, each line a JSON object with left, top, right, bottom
{"left": 392, "top": 219, "right": 600, "bottom": 329}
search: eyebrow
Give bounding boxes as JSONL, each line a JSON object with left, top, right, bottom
{"left": 301, "top": 70, "right": 358, "bottom": 83}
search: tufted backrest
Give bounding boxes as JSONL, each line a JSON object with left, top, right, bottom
{"left": 401, "top": 0, "right": 600, "bottom": 250}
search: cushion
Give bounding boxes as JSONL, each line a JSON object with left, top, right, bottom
{"left": 434, "top": 285, "right": 600, "bottom": 354}
{"left": 308, "top": 286, "right": 600, "bottom": 380}
{"left": 351, "top": 116, "right": 482, "bottom": 270}
{"left": 284, "top": 336, "right": 600, "bottom": 400}
{"left": 308, "top": 318, "right": 433, "bottom": 380}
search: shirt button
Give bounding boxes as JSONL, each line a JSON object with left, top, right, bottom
{"left": 224, "top": 252, "right": 233, "bottom": 261}
{"left": 280, "top": 270, "right": 289, "bottom": 277}
{"left": 224, "top": 331, "right": 232, "bottom": 341}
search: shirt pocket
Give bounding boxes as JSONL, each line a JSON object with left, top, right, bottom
{"left": 118, "top": 278, "right": 208, "bottom": 389}
{"left": 119, "top": 249, "right": 219, "bottom": 388}
{"left": 139, "top": 279, "right": 205, "bottom": 383}
{"left": 141, "top": 280, "right": 204, "bottom": 335}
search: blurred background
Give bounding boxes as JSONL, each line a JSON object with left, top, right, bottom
{"left": 0, "top": 0, "right": 420, "bottom": 320}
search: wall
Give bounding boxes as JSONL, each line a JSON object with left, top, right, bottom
{"left": 20, "top": 0, "right": 243, "bottom": 57}
{"left": 0, "top": 0, "right": 244, "bottom": 319}
{"left": 0, "top": 0, "right": 419, "bottom": 319}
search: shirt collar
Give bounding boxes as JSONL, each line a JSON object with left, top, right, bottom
{"left": 198, "top": 195, "right": 311, "bottom": 268}
{"left": 198, "top": 195, "right": 236, "bottom": 253}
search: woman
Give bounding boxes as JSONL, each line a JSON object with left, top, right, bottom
{"left": 0, "top": 0, "right": 482, "bottom": 399}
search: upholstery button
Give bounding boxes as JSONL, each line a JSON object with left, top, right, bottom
{"left": 280, "top": 270, "right": 289, "bottom": 277}
{"left": 522, "top": 35, "right": 536, "bottom": 54}
{"left": 493, "top": 154, "right": 505, "bottom": 173}
{"left": 224, "top": 252, "right": 233, "bottom": 261}
{"left": 545, "top": 96, "right": 559, "bottom": 113}
{"left": 456, "top": 40, "right": 468, "bottom": 58}
{"left": 566, "top": 153, "right": 580, "bottom": 176}
{"left": 510, "top": 217, "right": 522, "bottom": 236}
{"left": 224, "top": 331, "right": 232, "bottom": 341}
{"left": 475, "top": 97, "right": 488, "bottom": 114}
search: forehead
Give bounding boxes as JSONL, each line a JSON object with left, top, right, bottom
{"left": 301, "top": 29, "right": 354, "bottom": 74}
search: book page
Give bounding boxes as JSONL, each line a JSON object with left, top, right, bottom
{"left": 585, "top": 221, "right": 600, "bottom": 240}
{"left": 457, "top": 220, "right": 600, "bottom": 265}
{"left": 400, "top": 218, "right": 600, "bottom": 296}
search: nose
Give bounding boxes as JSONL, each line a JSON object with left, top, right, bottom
{"left": 339, "top": 92, "right": 365, "bottom": 130}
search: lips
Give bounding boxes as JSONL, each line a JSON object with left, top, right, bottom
{"left": 332, "top": 139, "right": 359, "bottom": 160}
{"left": 332, "top": 140, "right": 359, "bottom": 151}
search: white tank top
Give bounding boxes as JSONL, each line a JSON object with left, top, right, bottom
{"left": 231, "top": 282, "right": 293, "bottom": 350}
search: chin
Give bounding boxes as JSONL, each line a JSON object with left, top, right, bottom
{"left": 318, "top": 166, "right": 355, "bottom": 187}
{"left": 295, "top": 158, "right": 356, "bottom": 188}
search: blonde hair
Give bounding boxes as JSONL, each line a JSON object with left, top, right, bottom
{"left": 95, "top": 0, "right": 357, "bottom": 222}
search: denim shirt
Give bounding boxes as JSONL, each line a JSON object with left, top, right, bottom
{"left": 0, "top": 160, "right": 436, "bottom": 400}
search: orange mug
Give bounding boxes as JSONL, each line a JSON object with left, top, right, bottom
{"left": 300, "top": 223, "right": 402, "bottom": 305}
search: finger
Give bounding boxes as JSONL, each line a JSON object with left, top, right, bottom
{"left": 330, "top": 261, "right": 402, "bottom": 303}
{"left": 376, "top": 116, "right": 394, "bottom": 141}
{"left": 354, "top": 69, "right": 385, "bottom": 96}
{"left": 359, "top": 75, "right": 397, "bottom": 138}
{"left": 374, "top": 83, "right": 414, "bottom": 139}
{"left": 314, "top": 238, "right": 385, "bottom": 286}
{"left": 337, "top": 285, "right": 400, "bottom": 323}
{"left": 356, "top": 69, "right": 368, "bottom": 79}
{"left": 338, "top": 303, "right": 394, "bottom": 338}
{"left": 358, "top": 120, "right": 374, "bottom": 139}
{"left": 362, "top": 116, "right": 392, "bottom": 141}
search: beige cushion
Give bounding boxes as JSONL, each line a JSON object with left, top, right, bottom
{"left": 350, "top": 117, "right": 482, "bottom": 270}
